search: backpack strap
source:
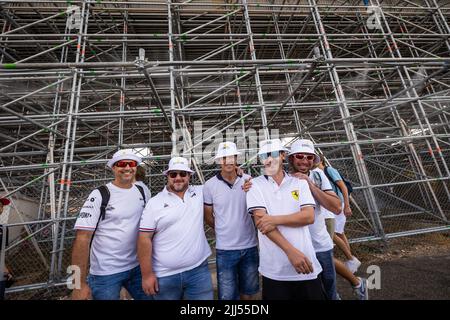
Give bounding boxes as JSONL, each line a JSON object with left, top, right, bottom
{"left": 97, "top": 185, "right": 110, "bottom": 221}
{"left": 311, "top": 171, "right": 322, "bottom": 189}
{"left": 324, "top": 166, "right": 340, "bottom": 192}
{"left": 89, "top": 185, "right": 110, "bottom": 249}
{"left": 135, "top": 184, "right": 146, "bottom": 205}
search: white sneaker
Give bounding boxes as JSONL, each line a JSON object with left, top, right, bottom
{"left": 352, "top": 277, "right": 369, "bottom": 300}
{"left": 345, "top": 257, "right": 361, "bottom": 274}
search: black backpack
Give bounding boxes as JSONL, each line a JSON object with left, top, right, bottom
{"left": 89, "top": 184, "right": 146, "bottom": 247}
{"left": 324, "top": 166, "right": 353, "bottom": 195}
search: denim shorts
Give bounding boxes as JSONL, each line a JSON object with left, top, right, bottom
{"left": 88, "top": 265, "right": 152, "bottom": 300}
{"left": 216, "top": 246, "right": 260, "bottom": 300}
{"left": 153, "top": 259, "right": 213, "bottom": 300}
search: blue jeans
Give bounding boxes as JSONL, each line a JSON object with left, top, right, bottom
{"left": 153, "top": 259, "right": 213, "bottom": 300}
{"left": 216, "top": 246, "right": 260, "bottom": 300}
{"left": 88, "top": 265, "right": 152, "bottom": 300}
{"left": 316, "top": 249, "right": 338, "bottom": 300}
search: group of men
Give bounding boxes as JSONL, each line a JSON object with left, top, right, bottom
{"left": 71, "top": 138, "right": 368, "bottom": 300}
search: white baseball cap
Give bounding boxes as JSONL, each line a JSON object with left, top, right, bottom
{"left": 163, "top": 156, "right": 195, "bottom": 175}
{"left": 258, "top": 139, "right": 289, "bottom": 155}
{"left": 107, "top": 149, "right": 142, "bottom": 168}
{"left": 214, "top": 142, "right": 241, "bottom": 160}
{"left": 288, "top": 139, "right": 320, "bottom": 164}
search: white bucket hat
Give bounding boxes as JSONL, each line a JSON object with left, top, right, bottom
{"left": 214, "top": 142, "right": 241, "bottom": 160}
{"left": 107, "top": 149, "right": 142, "bottom": 168}
{"left": 163, "top": 156, "right": 195, "bottom": 175}
{"left": 288, "top": 139, "right": 320, "bottom": 164}
{"left": 257, "top": 139, "right": 289, "bottom": 155}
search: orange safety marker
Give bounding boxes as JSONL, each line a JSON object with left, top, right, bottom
{"left": 59, "top": 179, "right": 72, "bottom": 186}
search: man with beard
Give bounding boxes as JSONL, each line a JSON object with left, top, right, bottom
{"left": 203, "top": 142, "right": 259, "bottom": 300}
{"left": 246, "top": 139, "right": 325, "bottom": 300}
{"left": 287, "top": 139, "right": 342, "bottom": 300}
{"left": 138, "top": 156, "right": 213, "bottom": 300}
{"left": 71, "top": 149, "right": 150, "bottom": 300}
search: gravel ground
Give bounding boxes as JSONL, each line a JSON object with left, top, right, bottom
{"left": 336, "top": 232, "right": 450, "bottom": 300}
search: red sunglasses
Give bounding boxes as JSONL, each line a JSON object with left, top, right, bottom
{"left": 293, "top": 154, "right": 315, "bottom": 161}
{"left": 114, "top": 160, "right": 138, "bottom": 168}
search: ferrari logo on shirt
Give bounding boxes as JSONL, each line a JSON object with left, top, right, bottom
{"left": 291, "top": 190, "right": 299, "bottom": 201}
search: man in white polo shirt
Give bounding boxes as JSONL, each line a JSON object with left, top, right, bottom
{"left": 287, "top": 139, "right": 342, "bottom": 300}
{"left": 246, "top": 139, "right": 325, "bottom": 300}
{"left": 71, "top": 149, "right": 150, "bottom": 300}
{"left": 138, "top": 156, "right": 213, "bottom": 300}
{"left": 203, "top": 142, "right": 259, "bottom": 300}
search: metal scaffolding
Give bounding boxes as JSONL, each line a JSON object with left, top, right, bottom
{"left": 0, "top": 0, "right": 449, "bottom": 299}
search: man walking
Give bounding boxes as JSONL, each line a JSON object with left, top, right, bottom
{"left": 246, "top": 139, "right": 325, "bottom": 300}
{"left": 138, "top": 156, "right": 213, "bottom": 300}
{"left": 203, "top": 142, "right": 259, "bottom": 300}
{"left": 71, "top": 149, "right": 150, "bottom": 300}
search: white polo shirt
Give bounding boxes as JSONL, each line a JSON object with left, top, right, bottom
{"left": 203, "top": 173, "right": 258, "bottom": 250}
{"left": 306, "top": 168, "right": 334, "bottom": 253}
{"left": 246, "top": 173, "right": 322, "bottom": 281}
{"left": 139, "top": 185, "right": 212, "bottom": 278}
{"left": 74, "top": 182, "right": 147, "bottom": 276}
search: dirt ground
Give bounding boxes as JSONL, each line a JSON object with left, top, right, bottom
{"left": 335, "top": 231, "right": 450, "bottom": 300}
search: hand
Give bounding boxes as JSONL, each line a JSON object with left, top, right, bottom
{"left": 71, "top": 283, "right": 91, "bottom": 300}
{"left": 344, "top": 205, "right": 352, "bottom": 217}
{"left": 242, "top": 177, "right": 253, "bottom": 192}
{"left": 256, "top": 214, "right": 276, "bottom": 234}
{"left": 142, "top": 273, "right": 159, "bottom": 296}
{"left": 292, "top": 172, "right": 310, "bottom": 183}
{"left": 287, "top": 249, "right": 314, "bottom": 274}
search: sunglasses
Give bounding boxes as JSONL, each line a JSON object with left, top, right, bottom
{"left": 114, "top": 160, "right": 138, "bottom": 168}
{"left": 259, "top": 151, "right": 280, "bottom": 160}
{"left": 168, "top": 171, "right": 189, "bottom": 178}
{"left": 292, "top": 154, "right": 315, "bottom": 161}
